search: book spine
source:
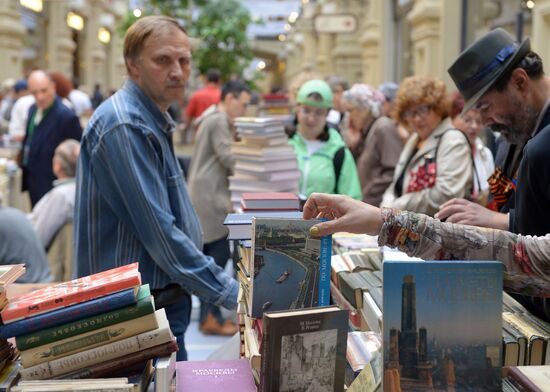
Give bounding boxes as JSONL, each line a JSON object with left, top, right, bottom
{"left": 507, "top": 367, "right": 544, "bottom": 392}
{"left": 16, "top": 294, "right": 153, "bottom": 351}
{"left": 259, "top": 316, "right": 271, "bottom": 392}
{"left": 1, "top": 274, "right": 141, "bottom": 323}
{"left": 318, "top": 234, "right": 332, "bottom": 306}
{"left": 55, "top": 340, "right": 177, "bottom": 380}
{"left": 20, "top": 311, "right": 159, "bottom": 368}
{"left": 0, "top": 288, "right": 138, "bottom": 339}
{"left": 20, "top": 315, "right": 172, "bottom": 380}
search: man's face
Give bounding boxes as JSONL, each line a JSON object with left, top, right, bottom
{"left": 475, "top": 84, "right": 537, "bottom": 145}
{"left": 28, "top": 75, "right": 56, "bottom": 110}
{"left": 332, "top": 86, "right": 344, "bottom": 112}
{"left": 226, "top": 91, "right": 251, "bottom": 119}
{"left": 128, "top": 26, "right": 191, "bottom": 111}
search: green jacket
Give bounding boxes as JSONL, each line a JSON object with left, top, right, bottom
{"left": 289, "top": 128, "right": 361, "bottom": 200}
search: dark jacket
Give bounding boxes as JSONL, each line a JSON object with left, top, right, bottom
{"left": 22, "top": 97, "right": 82, "bottom": 206}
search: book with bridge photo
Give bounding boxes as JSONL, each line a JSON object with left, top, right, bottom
{"left": 249, "top": 218, "right": 331, "bottom": 319}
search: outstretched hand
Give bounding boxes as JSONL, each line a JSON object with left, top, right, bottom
{"left": 303, "top": 193, "right": 383, "bottom": 237}
{"left": 435, "top": 198, "right": 509, "bottom": 230}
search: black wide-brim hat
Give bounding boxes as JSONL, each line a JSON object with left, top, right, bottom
{"left": 448, "top": 28, "right": 530, "bottom": 112}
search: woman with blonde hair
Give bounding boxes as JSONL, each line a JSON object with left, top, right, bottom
{"left": 381, "top": 76, "right": 472, "bottom": 216}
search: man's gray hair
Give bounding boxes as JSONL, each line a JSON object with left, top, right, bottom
{"left": 54, "top": 139, "right": 81, "bottom": 178}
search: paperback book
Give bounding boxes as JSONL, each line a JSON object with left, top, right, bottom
{"left": 250, "top": 218, "right": 331, "bottom": 318}
{"left": 176, "top": 359, "right": 256, "bottom": 391}
{"left": 383, "top": 260, "right": 503, "bottom": 391}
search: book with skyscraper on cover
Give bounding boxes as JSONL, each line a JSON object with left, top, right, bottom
{"left": 249, "top": 218, "right": 332, "bottom": 318}
{"left": 260, "top": 306, "right": 348, "bottom": 392}
{"left": 383, "top": 260, "right": 503, "bottom": 392}
{"left": 1, "top": 263, "right": 141, "bottom": 323}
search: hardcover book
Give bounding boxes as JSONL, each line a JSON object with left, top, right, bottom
{"left": 250, "top": 218, "right": 332, "bottom": 318}
{"left": 0, "top": 286, "right": 140, "bottom": 339}
{"left": 16, "top": 284, "right": 152, "bottom": 350}
{"left": 176, "top": 359, "right": 256, "bottom": 391}
{"left": 383, "top": 260, "right": 503, "bottom": 391}
{"left": 260, "top": 306, "right": 348, "bottom": 392}
{"left": 1, "top": 263, "right": 141, "bottom": 323}
{"left": 20, "top": 308, "right": 173, "bottom": 380}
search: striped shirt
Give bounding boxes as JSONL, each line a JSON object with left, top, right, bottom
{"left": 74, "top": 79, "right": 237, "bottom": 310}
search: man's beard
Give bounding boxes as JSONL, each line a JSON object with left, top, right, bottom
{"left": 491, "top": 97, "right": 538, "bottom": 145}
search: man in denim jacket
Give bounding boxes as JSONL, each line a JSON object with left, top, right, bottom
{"left": 74, "top": 16, "right": 238, "bottom": 360}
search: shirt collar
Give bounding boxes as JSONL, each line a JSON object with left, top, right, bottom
{"left": 123, "top": 79, "right": 176, "bottom": 136}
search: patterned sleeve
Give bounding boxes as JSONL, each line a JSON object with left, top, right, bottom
{"left": 378, "top": 207, "right": 550, "bottom": 297}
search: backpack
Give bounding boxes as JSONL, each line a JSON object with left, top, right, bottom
{"left": 333, "top": 146, "right": 346, "bottom": 194}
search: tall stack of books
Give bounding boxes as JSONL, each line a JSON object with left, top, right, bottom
{"left": 229, "top": 117, "right": 300, "bottom": 210}
{"left": 0, "top": 263, "right": 177, "bottom": 386}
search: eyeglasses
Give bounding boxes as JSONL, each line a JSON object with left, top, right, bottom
{"left": 299, "top": 106, "right": 327, "bottom": 118}
{"left": 403, "top": 104, "right": 431, "bottom": 120}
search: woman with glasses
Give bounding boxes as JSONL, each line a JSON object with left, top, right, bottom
{"left": 288, "top": 80, "right": 361, "bottom": 200}
{"left": 381, "top": 76, "right": 473, "bottom": 216}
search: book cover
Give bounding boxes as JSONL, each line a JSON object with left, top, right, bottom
{"left": 250, "top": 218, "right": 332, "bottom": 318}
{"left": 16, "top": 284, "right": 152, "bottom": 350}
{"left": 0, "top": 285, "right": 140, "bottom": 339}
{"left": 241, "top": 192, "right": 300, "bottom": 210}
{"left": 1, "top": 263, "right": 141, "bottom": 323}
{"left": 20, "top": 309, "right": 159, "bottom": 367}
{"left": 20, "top": 308, "right": 173, "bottom": 380}
{"left": 55, "top": 339, "right": 178, "bottom": 380}
{"left": 260, "top": 306, "right": 348, "bottom": 392}
{"left": 506, "top": 365, "right": 550, "bottom": 392}
{"left": 383, "top": 260, "right": 503, "bottom": 391}
{"left": 154, "top": 352, "right": 176, "bottom": 392}
{"left": 176, "top": 359, "right": 256, "bottom": 392}
{"left": 0, "top": 265, "right": 25, "bottom": 292}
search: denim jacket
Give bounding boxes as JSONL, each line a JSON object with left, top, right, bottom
{"left": 74, "top": 80, "right": 237, "bottom": 310}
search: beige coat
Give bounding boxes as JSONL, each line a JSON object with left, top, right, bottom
{"left": 381, "top": 117, "right": 473, "bottom": 216}
{"left": 356, "top": 116, "right": 403, "bottom": 206}
{"left": 188, "top": 110, "right": 234, "bottom": 243}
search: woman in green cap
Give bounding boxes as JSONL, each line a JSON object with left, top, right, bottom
{"left": 288, "top": 79, "right": 361, "bottom": 201}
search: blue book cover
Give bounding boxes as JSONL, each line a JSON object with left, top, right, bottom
{"left": 0, "top": 285, "right": 141, "bottom": 339}
{"left": 382, "top": 261, "right": 503, "bottom": 391}
{"left": 249, "top": 218, "right": 331, "bottom": 318}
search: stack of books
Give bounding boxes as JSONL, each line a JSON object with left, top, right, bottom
{"left": 229, "top": 117, "right": 300, "bottom": 210}
{"left": 0, "top": 263, "right": 177, "bottom": 386}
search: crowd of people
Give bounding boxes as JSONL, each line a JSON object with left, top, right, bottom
{"left": 0, "top": 15, "right": 548, "bottom": 362}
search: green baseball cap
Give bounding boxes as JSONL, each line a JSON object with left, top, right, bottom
{"left": 296, "top": 79, "right": 333, "bottom": 109}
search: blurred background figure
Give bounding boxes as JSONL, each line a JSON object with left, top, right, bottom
{"left": 188, "top": 81, "right": 251, "bottom": 336}
{"left": 0, "top": 79, "right": 15, "bottom": 134}
{"left": 325, "top": 75, "right": 349, "bottom": 130}
{"left": 342, "top": 84, "right": 403, "bottom": 206}
{"left": 69, "top": 78, "right": 93, "bottom": 120}
{"left": 91, "top": 83, "right": 104, "bottom": 110}
{"left": 381, "top": 75, "right": 472, "bottom": 216}
{"left": 183, "top": 68, "right": 222, "bottom": 144}
{"left": 28, "top": 139, "right": 80, "bottom": 250}
{"left": 50, "top": 72, "right": 75, "bottom": 112}
{"left": 379, "top": 81, "right": 411, "bottom": 143}
{"left": 289, "top": 79, "right": 361, "bottom": 200}
{"left": 450, "top": 91, "right": 494, "bottom": 206}
{"left": 8, "top": 79, "right": 34, "bottom": 143}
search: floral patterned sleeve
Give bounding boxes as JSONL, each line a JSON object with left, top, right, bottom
{"left": 378, "top": 207, "right": 550, "bottom": 297}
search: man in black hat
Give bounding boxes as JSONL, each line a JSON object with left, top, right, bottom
{"left": 443, "top": 27, "right": 550, "bottom": 321}
{"left": 440, "top": 28, "right": 550, "bottom": 237}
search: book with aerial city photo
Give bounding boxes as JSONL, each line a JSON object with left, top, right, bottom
{"left": 383, "top": 260, "right": 503, "bottom": 392}
{"left": 249, "top": 218, "right": 331, "bottom": 319}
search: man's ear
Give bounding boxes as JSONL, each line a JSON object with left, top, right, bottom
{"left": 126, "top": 57, "right": 139, "bottom": 78}
{"left": 510, "top": 68, "right": 529, "bottom": 94}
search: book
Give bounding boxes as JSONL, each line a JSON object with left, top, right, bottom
{"left": 223, "top": 211, "right": 302, "bottom": 240}
{"left": 260, "top": 306, "right": 348, "bottom": 392}
{"left": 0, "top": 265, "right": 26, "bottom": 291}
{"left": 0, "top": 362, "right": 20, "bottom": 392}
{"left": 241, "top": 192, "right": 300, "bottom": 210}
{"left": 235, "top": 159, "right": 298, "bottom": 173}
{"left": 506, "top": 365, "right": 550, "bottom": 392}
{"left": 0, "top": 285, "right": 140, "bottom": 339}
{"left": 250, "top": 218, "right": 332, "bottom": 318}
{"left": 154, "top": 352, "right": 176, "bottom": 392}
{"left": 176, "top": 359, "right": 256, "bottom": 391}
{"left": 16, "top": 284, "right": 153, "bottom": 350}
{"left": 503, "top": 329, "right": 520, "bottom": 366}
{"left": 55, "top": 339, "right": 178, "bottom": 380}
{"left": 20, "top": 308, "right": 173, "bottom": 380}
{"left": 12, "top": 379, "right": 135, "bottom": 391}
{"left": 20, "top": 309, "right": 159, "bottom": 367}
{"left": 383, "top": 260, "right": 503, "bottom": 391}
{"left": 1, "top": 263, "right": 141, "bottom": 323}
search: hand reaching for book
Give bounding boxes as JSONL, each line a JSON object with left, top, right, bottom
{"left": 303, "top": 193, "right": 383, "bottom": 236}
{"left": 435, "top": 198, "right": 509, "bottom": 230}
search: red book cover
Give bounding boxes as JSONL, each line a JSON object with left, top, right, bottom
{"left": 1, "top": 263, "right": 141, "bottom": 324}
